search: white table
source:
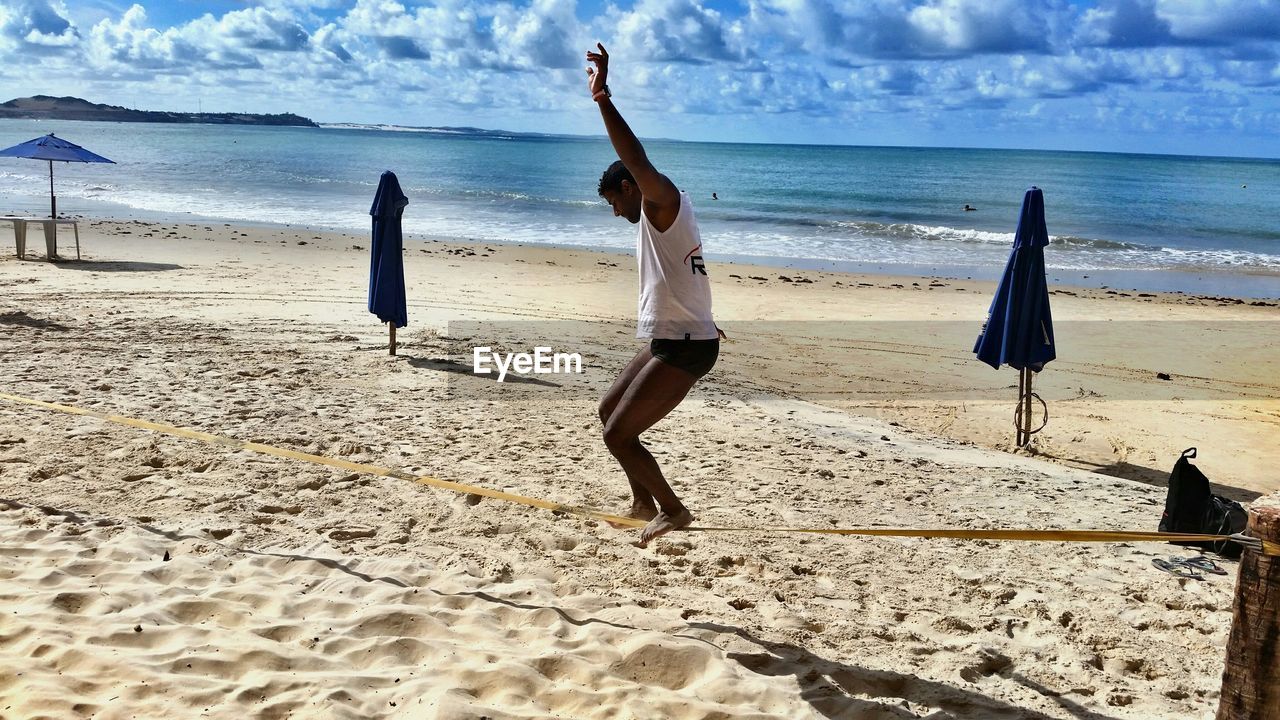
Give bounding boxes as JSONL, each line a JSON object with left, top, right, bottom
{"left": 1, "top": 217, "right": 79, "bottom": 260}
{"left": 0, "top": 216, "right": 28, "bottom": 257}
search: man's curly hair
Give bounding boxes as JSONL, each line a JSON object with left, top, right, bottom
{"left": 598, "top": 160, "right": 634, "bottom": 197}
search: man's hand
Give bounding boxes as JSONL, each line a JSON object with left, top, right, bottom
{"left": 586, "top": 43, "right": 609, "bottom": 97}
{"left": 585, "top": 40, "right": 678, "bottom": 228}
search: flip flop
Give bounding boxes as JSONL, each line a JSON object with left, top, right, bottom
{"left": 1176, "top": 556, "right": 1228, "bottom": 576}
{"left": 1152, "top": 558, "right": 1203, "bottom": 580}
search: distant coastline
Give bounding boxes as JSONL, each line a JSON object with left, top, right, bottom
{"left": 319, "top": 122, "right": 585, "bottom": 141}
{"left": 0, "top": 95, "right": 317, "bottom": 127}
{"left": 318, "top": 122, "right": 681, "bottom": 144}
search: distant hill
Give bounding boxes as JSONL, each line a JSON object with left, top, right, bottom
{"left": 0, "top": 95, "right": 318, "bottom": 128}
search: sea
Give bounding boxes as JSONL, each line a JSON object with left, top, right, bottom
{"left": 1, "top": 119, "right": 1277, "bottom": 298}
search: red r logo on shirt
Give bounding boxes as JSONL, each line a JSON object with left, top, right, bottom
{"left": 684, "top": 244, "right": 707, "bottom": 275}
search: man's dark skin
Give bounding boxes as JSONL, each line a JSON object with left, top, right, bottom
{"left": 588, "top": 42, "right": 698, "bottom": 545}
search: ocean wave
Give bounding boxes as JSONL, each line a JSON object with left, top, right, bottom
{"left": 283, "top": 174, "right": 374, "bottom": 187}
{"left": 1156, "top": 246, "right": 1280, "bottom": 269}
{"left": 1051, "top": 235, "right": 1148, "bottom": 251}
{"left": 0, "top": 169, "right": 46, "bottom": 182}
{"left": 825, "top": 219, "right": 1155, "bottom": 252}
{"left": 882, "top": 222, "right": 1012, "bottom": 245}
{"left": 704, "top": 221, "right": 1280, "bottom": 273}
{"left": 82, "top": 184, "right": 119, "bottom": 196}
{"left": 404, "top": 185, "right": 601, "bottom": 208}
{"left": 319, "top": 123, "right": 466, "bottom": 135}
{"left": 709, "top": 237, "right": 1280, "bottom": 273}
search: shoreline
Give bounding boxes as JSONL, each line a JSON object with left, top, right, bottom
{"left": 32, "top": 211, "right": 1280, "bottom": 302}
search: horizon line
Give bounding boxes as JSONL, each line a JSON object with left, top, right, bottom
{"left": 315, "top": 122, "right": 1280, "bottom": 163}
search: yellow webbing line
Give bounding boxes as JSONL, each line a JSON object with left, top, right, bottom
{"left": 3, "top": 391, "right": 1274, "bottom": 554}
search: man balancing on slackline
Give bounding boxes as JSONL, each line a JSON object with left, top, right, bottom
{"left": 587, "top": 42, "right": 722, "bottom": 546}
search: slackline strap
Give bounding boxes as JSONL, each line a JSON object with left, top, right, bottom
{"left": 1, "top": 392, "right": 1271, "bottom": 555}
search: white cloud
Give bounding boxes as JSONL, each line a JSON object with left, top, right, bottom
{"left": 342, "top": 0, "right": 451, "bottom": 60}
{"left": 744, "top": 0, "right": 1061, "bottom": 61}
{"left": 1158, "top": 0, "right": 1280, "bottom": 42}
{"left": 312, "top": 23, "right": 352, "bottom": 63}
{"left": 1077, "top": 0, "right": 1174, "bottom": 48}
{"left": 339, "top": 0, "right": 582, "bottom": 70}
{"left": 906, "top": 0, "right": 1056, "bottom": 56}
{"left": 604, "top": 0, "right": 748, "bottom": 64}
{"left": 1081, "top": 0, "right": 1280, "bottom": 46}
{"left": 491, "top": 0, "right": 581, "bottom": 69}
{"left": 854, "top": 63, "right": 925, "bottom": 95}
{"left": 84, "top": 4, "right": 324, "bottom": 73}
{"left": 1217, "top": 57, "right": 1280, "bottom": 86}
{"left": 1, "top": 0, "right": 78, "bottom": 49}
{"left": 86, "top": 5, "right": 192, "bottom": 72}
{"left": 204, "top": 6, "right": 311, "bottom": 52}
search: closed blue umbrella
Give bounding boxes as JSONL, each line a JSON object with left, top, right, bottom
{"left": 369, "top": 170, "right": 408, "bottom": 355}
{"left": 974, "top": 186, "right": 1056, "bottom": 446}
{"left": 0, "top": 133, "right": 114, "bottom": 218}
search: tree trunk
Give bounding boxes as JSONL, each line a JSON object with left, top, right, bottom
{"left": 1217, "top": 503, "right": 1280, "bottom": 719}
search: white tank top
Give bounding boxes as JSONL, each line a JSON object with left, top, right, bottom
{"left": 636, "top": 192, "right": 717, "bottom": 340}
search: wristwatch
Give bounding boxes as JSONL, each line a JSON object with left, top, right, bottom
{"left": 600, "top": 84, "right": 611, "bottom": 98}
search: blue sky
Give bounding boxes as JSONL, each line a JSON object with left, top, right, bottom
{"left": 1, "top": 1, "right": 1278, "bottom": 156}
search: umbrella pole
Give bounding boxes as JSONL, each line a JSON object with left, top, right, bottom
{"left": 1016, "top": 368, "right": 1026, "bottom": 447}
{"left": 49, "top": 161, "right": 56, "bottom": 219}
{"left": 389, "top": 323, "right": 396, "bottom": 356}
{"left": 1023, "top": 369, "right": 1034, "bottom": 447}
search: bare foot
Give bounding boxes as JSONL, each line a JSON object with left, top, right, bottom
{"left": 607, "top": 503, "right": 657, "bottom": 528}
{"left": 639, "top": 509, "right": 694, "bottom": 546}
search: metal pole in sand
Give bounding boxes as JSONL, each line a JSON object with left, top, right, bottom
{"left": 1217, "top": 501, "right": 1280, "bottom": 719}
{"left": 1016, "top": 367, "right": 1028, "bottom": 447}
{"left": 389, "top": 323, "right": 397, "bottom": 356}
{"left": 1023, "top": 368, "right": 1034, "bottom": 447}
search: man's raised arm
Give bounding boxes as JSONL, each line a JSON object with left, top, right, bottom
{"left": 587, "top": 44, "right": 679, "bottom": 211}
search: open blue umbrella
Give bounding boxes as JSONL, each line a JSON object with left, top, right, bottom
{"left": 0, "top": 133, "right": 114, "bottom": 218}
{"left": 369, "top": 170, "right": 408, "bottom": 355}
{"left": 974, "top": 186, "right": 1056, "bottom": 446}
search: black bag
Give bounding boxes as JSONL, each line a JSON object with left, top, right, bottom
{"left": 1159, "top": 448, "right": 1248, "bottom": 557}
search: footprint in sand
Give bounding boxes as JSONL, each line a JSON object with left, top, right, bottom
{"left": 959, "top": 649, "right": 1014, "bottom": 682}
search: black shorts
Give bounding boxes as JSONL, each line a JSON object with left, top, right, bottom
{"left": 650, "top": 338, "right": 719, "bottom": 379}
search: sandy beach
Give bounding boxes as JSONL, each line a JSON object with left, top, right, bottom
{"left": 2, "top": 219, "right": 1278, "bottom": 719}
